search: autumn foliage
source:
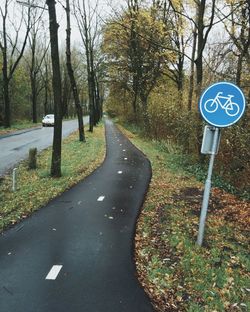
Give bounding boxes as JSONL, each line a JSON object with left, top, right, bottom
{"left": 120, "top": 126, "right": 250, "bottom": 312}
{"left": 103, "top": 1, "right": 250, "bottom": 197}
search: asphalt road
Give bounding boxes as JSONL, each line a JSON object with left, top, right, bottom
{"left": 0, "top": 119, "right": 154, "bottom": 312}
{"left": 0, "top": 118, "right": 88, "bottom": 176}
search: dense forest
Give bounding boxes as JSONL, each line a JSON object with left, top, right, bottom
{"left": 0, "top": 0, "right": 249, "bottom": 193}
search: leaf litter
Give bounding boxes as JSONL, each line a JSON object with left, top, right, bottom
{"left": 120, "top": 126, "right": 250, "bottom": 312}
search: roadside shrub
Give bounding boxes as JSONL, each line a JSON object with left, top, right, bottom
{"left": 216, "top": 118, "right": 250, "bottom": 196}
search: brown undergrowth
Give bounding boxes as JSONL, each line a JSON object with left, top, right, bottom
{"left": 119, "top": 125, "right": 250, "bottom": 312}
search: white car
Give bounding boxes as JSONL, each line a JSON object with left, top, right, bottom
{"left": 42, "top": 114, "right": 54, "bottom": 127}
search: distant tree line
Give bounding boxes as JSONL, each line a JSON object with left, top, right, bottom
{"left": 0, "top": 0, "right": 105, "bottom": 130}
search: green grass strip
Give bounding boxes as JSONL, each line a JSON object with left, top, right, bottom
{"left": 0, "top": 124, "right": 105, "bottom": 232}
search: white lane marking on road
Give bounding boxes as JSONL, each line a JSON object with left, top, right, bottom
{"left": 97, "top": 196, "right": 105, "bottom": 201}
{"left": 124, "top": 157, "right": 128, "bottom": 160}
{"left": 122, "top": 149, "right": 126, "bottom": 152}
{"left": 118, "top": 171, "right": 123, "bottom": 174}
{"left": 45, "top": 265, "right": 63, "bottom": 280}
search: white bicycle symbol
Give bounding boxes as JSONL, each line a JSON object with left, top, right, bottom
{"left": 204, "top": 92, "right": 240, "bottom": 117}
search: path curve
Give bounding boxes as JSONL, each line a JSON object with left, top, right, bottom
{"left": 0, "top": 119, "right": 154, "bottom": 312}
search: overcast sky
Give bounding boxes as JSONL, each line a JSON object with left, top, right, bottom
{"left": 55, "top": 0, "right": 120, "bottom": 46}
{"left": 1, "top": 0, "right": 225, "bottom": 59}
{"left": 1, "top": 0, "right": 121, "bottom": 49}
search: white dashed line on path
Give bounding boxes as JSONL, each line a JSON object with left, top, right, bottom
{"left": 45, "top": 265, "right": 63, "bottom": 280}
{"left": 97, "top": 196, "right": 105, "bottom": 201}
{"left": 118, "top": 171, "right": 123, "bottom": 174}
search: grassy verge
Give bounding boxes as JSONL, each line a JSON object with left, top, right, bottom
{"left": 0, "top": 120, "right": 41, "bottom": 136}
{"left": 122, "top": 122, "right": 249, "bottom": 201}
{"left": 0, "top": 124, "right": 105, "bottom": 232}
{"left": 119, "top": 125, "right": 250, "bottom": 312}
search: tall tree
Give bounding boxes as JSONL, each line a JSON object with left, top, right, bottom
{"left": 41, "top": 52, "right": 53, "bottom": 115}
{"left": 0, "top": 0, "right": 31, "bottom": 127}
{"left": 46, "top": 0, "right": 63, "bottom": 177}
{"left": 26, "top": 9, "right": 49, "bottom": 123}
{"left": 73, "top": 0, "right": 101, "bottom": 132}
{"left": 188, "top": 23, "right": 197, "bottom": 111}
{"left": 61, "top": 63, "right": 71, "bottom": 118}
{"left": 195, "top": 0, "right": 216, "bottom": 99}
{"left": 168, "top": 0, "right": 217, "bottom": 105}
{"left": 221, "top": 0, "right": 250, "bottom": 87}
{"left": 164, "top": 1, "right": 190, "bottom": 108}
{"left": 65, "top": 0, "right": 85, "bottom": 141}
{"left": 103, "top": 1, "right": 173, "bottom": 131}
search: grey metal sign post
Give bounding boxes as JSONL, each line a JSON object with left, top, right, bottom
{"left": 197, "top": 128, "right": 220, "bottom": 246}
{"left": 197, "top": 82, "right": 246, "bottom": 246}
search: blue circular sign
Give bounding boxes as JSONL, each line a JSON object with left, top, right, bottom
{"left": 199, "top": 82, "right": 246, "bottom": 128}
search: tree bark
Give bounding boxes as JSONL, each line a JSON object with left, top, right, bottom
{"left": 195, "top": 0, "right": 206, "bottom": 101}
{"left": 47, "top": 0, "right": 63, "bottom": 177}
{"left": 86, "top": 47, "right": 94, "bottom": 132}
{"left": 188, "top": 28, "right": 197, "bottom": 111}
{"left": 2, "top": 49, "right": 10, "bottom": 127}
{"left": 65, "top": 0, "right": 85, "bottom": 142}
{"left": 140, "top": 93, "right": 150, "bottom": 134}
{"left": 43, "top": 61, "right": 49, "bottom": 115}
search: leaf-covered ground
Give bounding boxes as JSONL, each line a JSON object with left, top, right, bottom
{"left": 120, "top": 125, "right": 250, "bottom": 312}
{"left": 0, "top": 124, "right": 105, "bottom": 232}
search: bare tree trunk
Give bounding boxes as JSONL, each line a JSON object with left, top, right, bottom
{"left": 43, "top": 61, "right": 49, "bottom": 115}
{"left": 86, "top": 48, "right": 94, "bottom": 132}
{"left": 28, "top": 32, "right": 49, "bottom": 123}
{"left": 129, "top": 1, "right": 140, "bottom": 121}
{"left": 195, "top": 0, "right": 216, "bottom": 100}
{"left": 65, "top": 0, "right": 85, "bottom": 142}
{"left": 2, "top": 51, "right": 10, "bottom": 127}
{"left": 140, "top": 93, "right": 150, "bottom": 134}
{"left": 188, "top": 28, "right": 197, "bottom": 111}
{"left": 90, "top": 46, "right": 100, "bottom": 126}
{"left": 31, "top": 76, "right": 38, "bottom": 123}
{"left": 236, "top": 54, "right": 243, "bottom": 86}
{"left": 193, "top": 0, "right": 216, "bottom": 159}
{"left": 195, "top": 0, "right": 206, "bottom": 101}
{"left": 177, "top": 55, "right": 184, "bottom": 108}
{"left": 47, "top": 0, "right": 63, "bottom": 178}
{"left": 2, "top": 7, "right": 11, "bottom": 128}
{"left": 62, "top": 69, "right": 70, "bottom": 118}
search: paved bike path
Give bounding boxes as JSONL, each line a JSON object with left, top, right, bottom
{"left": 0, "top": 119, "right": 154, "bottom": 312}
